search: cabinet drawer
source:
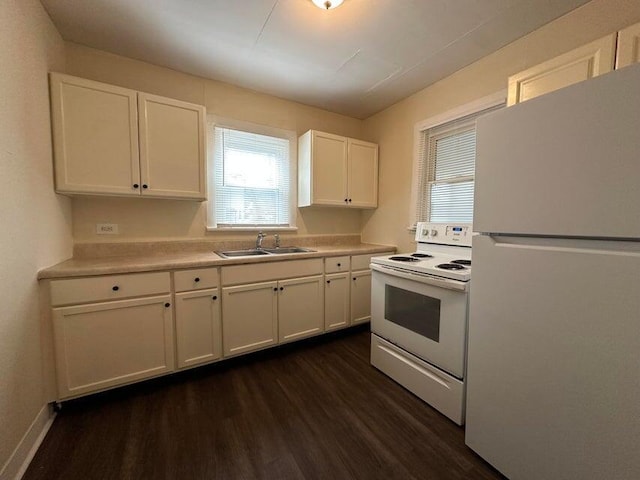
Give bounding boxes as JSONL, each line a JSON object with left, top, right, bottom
{"left": 174, "top": 267, "right": 219, "bottom": 292}
{"left": 50, "top": 272, "right": 170, "bottom": 306}
{"left": 352, "top": 252, "right": 393, "bottom": 271}
{"left": 325, "top": 256, "right": 350, "bottom": 274}
{"left": 221, "top": 259, "right": 323, "bottom": 285}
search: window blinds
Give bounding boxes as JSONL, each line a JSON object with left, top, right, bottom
{"left": 414, "top": 104, "right": 502, "bottom": 226}
{"left": 213, "top": 127, "right": 290, "bottom": 227}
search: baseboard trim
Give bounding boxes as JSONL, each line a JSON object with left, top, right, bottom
{"left": 0, "top": 404, "right": 56, "bottom": 480}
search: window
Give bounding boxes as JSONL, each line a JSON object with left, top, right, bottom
{"left": 411, "top": 94, "right": 504, "bottom": 228}
{"left": 207, "top": 120, "right": 296, "bottom": 230}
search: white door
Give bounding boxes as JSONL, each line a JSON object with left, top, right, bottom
{"left": 350, "top": 270, "right": 372, "bottom": 325}
{"left": 278, "top": 275, "right": 324, "bottom": 343}
{"left": 222, "top": 282, "right": 277, "bottom": 356}
{"left": 466, "top": 235, "right": 640, "bottom": 480}
{"left": 175, "top": 288, "right": 222, "bottom": 368}
{"left": 138, "top": 93, "right": 206, "bottom": 200}
{"left": 52, "top": 295, "right": 174, "bottom": 399}
{"left": 324, "top": 272, "right": 350, "bottom": 331}
{"left": 347, "top": 139, "right": 378, "bottom": 208}
{"left": 312, "top": 131, "right": 348, "bottom": 206}
{"left": 475, "top": 63, "right": 640, "bottom": 238}
{"left": 50, "top": 73, "right": 140, "bottom": 196}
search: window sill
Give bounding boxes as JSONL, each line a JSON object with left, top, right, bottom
{"left": 206, "top": 226, "right": 298, "bottom": 233}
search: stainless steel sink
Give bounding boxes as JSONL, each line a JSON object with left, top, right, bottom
{"left": 216, "top": 246, "right": 315, "bottom": 258}
{"left": 216, "top": 249, "right": 272, "bottom": 258}
{"left": 262, "top": 247, "right": 315, "bottom": 254}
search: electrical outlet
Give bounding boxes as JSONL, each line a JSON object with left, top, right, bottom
{"left": 96, "top": 223, "right": 119, "bottom": 235}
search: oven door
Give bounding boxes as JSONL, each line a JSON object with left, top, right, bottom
{"left": 371, "top": 265, "right": 468, "bottom": 378}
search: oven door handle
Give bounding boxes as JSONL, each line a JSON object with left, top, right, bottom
{"left": 370, "top": 263, "right": 468, "bottom": 292}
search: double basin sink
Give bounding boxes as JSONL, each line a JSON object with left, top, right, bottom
{"left": 216, "top": 247, "right": 316, "bottom": 258}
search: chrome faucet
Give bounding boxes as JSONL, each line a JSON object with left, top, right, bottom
{"left": 274, "top": 233, "right": 280, "bottom": 248}
{"left": 255, "top": 231, "right": 266, "bottom": 249}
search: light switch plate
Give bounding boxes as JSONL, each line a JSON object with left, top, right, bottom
{"left": 96, "top": 223, "right": 119, "bottom": 235}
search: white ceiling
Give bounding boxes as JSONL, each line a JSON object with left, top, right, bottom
{"left": 41, "top": 0, "right": 591, "bottom": 119}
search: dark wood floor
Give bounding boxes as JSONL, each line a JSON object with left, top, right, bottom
{"left": 24, "top": 326, "right": 504, "bottom": 480}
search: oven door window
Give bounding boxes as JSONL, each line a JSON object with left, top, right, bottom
{"left": 384, "top": 285, "right": 440, "bottom": 342}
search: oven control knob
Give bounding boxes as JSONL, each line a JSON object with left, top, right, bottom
{"left": 430, "top": 229, "right": 438, "bottom": 236}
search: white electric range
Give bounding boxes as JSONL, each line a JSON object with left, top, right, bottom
{"left": 369, "top": 222, "right": 472, "bottom": 425}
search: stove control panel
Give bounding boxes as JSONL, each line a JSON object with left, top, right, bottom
{"left": 416, "top": 222, "right": 472, "bottom": 246}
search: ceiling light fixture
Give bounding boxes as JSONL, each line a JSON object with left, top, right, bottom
{"left": 311, "top": 0, "right": 344, "bottom": 10}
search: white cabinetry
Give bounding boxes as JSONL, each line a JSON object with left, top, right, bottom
{"left": 221, "top": 259, "right": 324, "bottom": 356}
{"left": 298, "top": 130, "right": 378, "bottom": 208}
{"left": 50, "top": 73, "right": 206, "bottom": 200}
{"left": 507, "top": 34, "right": 616, "bottom": 106}
{"left": 50, "top": 272, "right": 174, "bottom": 399}
{"left": 174, "top": 267, "right": 221, "bottom": 369}
{"left": 324, "top": 272, "right": 350, "bottom": 331}
{"left": 616, "top": 22, "right": 640, "bottom": 68}
{"left": 350, "top": 270, "right": 372, "bottom": 325}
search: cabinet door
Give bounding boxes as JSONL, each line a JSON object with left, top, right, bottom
{"left": 311, "top": 131, "right": 348, "bottom": 206}
{"left": 278, "top": 275, "right": 324, "bottom": 343}
{"left": 616, "top": 22, "right": 640, "bottom": 68}
{"left": 324, "top": 273, "right": 350, "bottom": 331}
{"left": 351, "top": 270, "right": 372, "bottom": 325}
{"left": 222, "top": 282, "right": 278, "bottom": 356}
{"left": 52, "top": 295, "right": 174, "bottom": 399}
{"left": 347, "top": 139, "right": 378, "bottom": 208}
{"left": 175, "top": 288, "right": 222, "bottom": 369}
{"left": 507, "top": 33, "right": 616, "bottom": 106}
{"left": 50, "top": 73, "right": 140, "bottom": 196}
{"left": 138, "top": 93, "right": 206, "bottom": 200}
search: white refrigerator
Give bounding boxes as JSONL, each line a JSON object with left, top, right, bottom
{"left": 465, "top": 63, "right": 640, "bottom": 480}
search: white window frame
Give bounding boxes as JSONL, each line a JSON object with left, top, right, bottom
{"left": 206, "top": 116, "right": 298, "bottom": 232}
{"left": 408, "top": 90, "right": 506, "bottom": 231}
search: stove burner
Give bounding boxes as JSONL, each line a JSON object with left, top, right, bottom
{"left": 410, "top": 253, "right": 433, "bottom": 258}
{"left": 451, "top": 259, "right": 471, "bottom": 266}
{"left": 437, "top": 263, "right": 467, "bottom": 270}
{"left": 389, "top": 256, "right": 420, "bottom": 262}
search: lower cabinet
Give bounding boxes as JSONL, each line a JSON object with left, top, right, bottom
{"left": 351, "top": 270, "right": 372, "bottom": 325}
{"left": 222, "top": 281, "right": 278, "bottom": 357}
{"left": 52, "top": 295, "right": 175, "bottom": 399}
{"left": 278, "top": 275, "right": 324, "bottom": 343}
{"left": 324, "top": 272, "right": 350, "bottom": 331}
{"left": 175, "top": 288, "right": 222, "bottom": 369}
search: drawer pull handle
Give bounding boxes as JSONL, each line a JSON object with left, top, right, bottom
{"left": 212, "top": 295, "right": 217, "bottom": 300}
{"left": 112, "top": 286, "right": 119, "bottom": 291}
{"left": 194, "top": 277, "right": 200, "bottom": 282}
{"left": 337, "top": 263, "right": 341, "bottom": 267}
{"left": 165, "top": 302, "right": 171, "bottom": 308}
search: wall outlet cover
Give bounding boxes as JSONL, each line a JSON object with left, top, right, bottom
{"left": 96, "top": 223, "right": 119, "bottom": 235}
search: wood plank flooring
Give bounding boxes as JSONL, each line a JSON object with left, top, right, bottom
{"left": 24, "top": 326, "right": 504, "bottom": 480}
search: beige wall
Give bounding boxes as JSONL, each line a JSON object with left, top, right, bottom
{"left": 362, "top": 0, "right": 640, "bottom": 253}
{"left": 0, "top": 0, "right": 72, "bottom": 474}
{"left": 64, "top": 43, "right": 366, "bottom": 243}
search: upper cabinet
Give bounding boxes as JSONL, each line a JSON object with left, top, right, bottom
{"left": 298, "top": 130, "right": 378, "bottom": 209}
{"left": 50, "top": 73, "right": 206, "bottom": 200}
{"left": 508, "top": 21, "right": 640, "bottom": 106}
{"left": 616, "top": 22, "right": 640, "bottom": 68}
{"left": 507, "top": 34, "right": 616, "bottom": 106}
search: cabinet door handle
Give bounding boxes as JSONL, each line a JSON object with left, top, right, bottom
{"left": 279, "top": 287, "right": 284, "bottom": 291}
{"left": 273, "top": 287, "right": 278, "bottom": 292}
{"left": 326, "top": 280, "right": 331, "bottom": 284}
{"left": 344, "top": 198, "right": 348, "bottom": 203}
{"left": 194, "top": 277, "right": 200, "bottom": 282}
{"left": 348, "top": 198, "right": 352, "bottom": 203}
{"left": 353, "top": 277, "right": 356, "bottom": 281}
{"left": 133, "top": 184, "right": 139, "bottom": 189}
{"left": 112, "top": 285, "right": 119, "bottom": 291}
{"left": 337, "top": 263, "right": 341, "bottom": 267}
{"left": 142, "top": 184, "right": 148, "bottom": 189}
{"left": 165, "top": 302, "right": 171, "bottom": 308}
{"left": 212, "top": 295, "right": 217, "bottom": 300}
